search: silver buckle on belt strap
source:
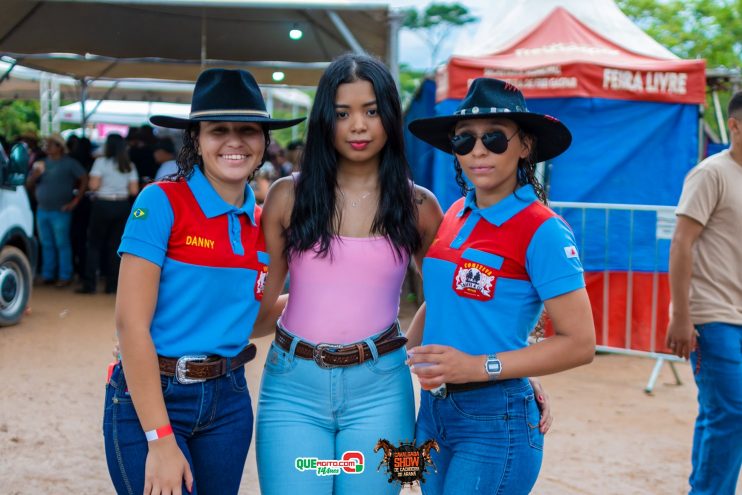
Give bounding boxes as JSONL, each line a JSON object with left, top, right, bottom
{"left": 175, "top": 355, "right": 208, "bottom": 384}
{"left": 312, "top": 343, "right": 343, "bottom": 369}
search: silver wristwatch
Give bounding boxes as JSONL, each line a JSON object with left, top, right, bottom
{"left": 484, "top": 354, "right": 502, "bottom": 381}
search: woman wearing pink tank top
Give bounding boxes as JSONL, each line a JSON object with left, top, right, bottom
{"left": 252, "top": 54, "right": 553, "bottom": 495}
{"left": 253, "top": 54, "right": 442, "bottom": 494}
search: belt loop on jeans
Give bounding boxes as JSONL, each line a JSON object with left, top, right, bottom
{"left": 225, "top": 357, "right": 232, "bottom": 377}
{"left": 363, "top": 336, "right": 379, "bottom": 362}
{"left": 288, "top": 336, "right": 300, "bottom": 362}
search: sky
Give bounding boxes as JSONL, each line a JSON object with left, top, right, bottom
{"left": 389, "top": 0, "right": 491, "bottom": 70}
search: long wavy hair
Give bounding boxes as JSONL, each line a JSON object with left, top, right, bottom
{"left": 285, "top": 53, "right": 420, "bottom": 261}
{"left": 453, "top": 127, "right": 547, "bottom": 205}
{"left": 104, "top": 133, "right": 132, "bottom": 174}
{"left": 171, "top": 122, "right": 270, "bottom": 181}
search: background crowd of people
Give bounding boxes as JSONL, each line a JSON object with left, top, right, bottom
{"left": 0, "top": 126, "right": 304, "bottom": 293}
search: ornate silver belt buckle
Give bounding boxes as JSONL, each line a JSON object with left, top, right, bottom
{"left": 430, "top": 384, "right": 448, "bottom": 399}
{"left": 175, "top": 355, "right": 207, "bottom": 384}
{"left": 313, "top": 343, "right": 342, "bottom": 369}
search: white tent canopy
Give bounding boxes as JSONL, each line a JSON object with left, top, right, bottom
{"left": 0, "top": 60, "right": 218, "bottom": 101}
{"left": 59, "top": 100, "right": 189, "bottom": 126}
{"left": 1, "top": 60, "right": 313, "bottom": 105}
{"left": 57, "top": 88, "right": 310, "bottom": 126}
{"left": 453, "top": 0, "right": 677, "bottom": 60}
{"left": 0, "top": 0, "right": 395, "bottom": 86}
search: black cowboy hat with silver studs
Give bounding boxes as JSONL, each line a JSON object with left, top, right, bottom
{"left": 150, "top": 68, "right": 305, "bottom": 130}
{"left": 408, "top": 78, "right": 572, "bottom": 162}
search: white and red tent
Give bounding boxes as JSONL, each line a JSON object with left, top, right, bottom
{"left": 437, "top": 4, "right": 705, "bottom": 105}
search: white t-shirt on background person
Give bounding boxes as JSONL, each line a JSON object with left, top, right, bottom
{"left": 90, "top": 157, "right": 139, "bottom": 197}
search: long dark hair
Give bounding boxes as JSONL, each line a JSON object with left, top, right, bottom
{"left": 104, "top": 133, "right": 132, "bottom": 173}
{"left": 453, "top": 127, "right": 547, "bottom": 204}
{"left": 285, "top": 53, "right": 420, "bottom": 260}
{"left": 173, "top": 122, "right": 270, "bottom": 181}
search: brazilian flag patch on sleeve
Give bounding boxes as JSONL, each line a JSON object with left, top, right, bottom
{"left": 132, "top": 208, "right": 148, "bottom": 220}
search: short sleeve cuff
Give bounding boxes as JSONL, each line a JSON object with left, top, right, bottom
{"left": 675, "top": 211, "right": 707, "bottom": 227}
{"left": 536, "top": 272, "right": 585, "bottom": 301}
{"left": 119, "top": 237, "right": 166, "bottom": 267}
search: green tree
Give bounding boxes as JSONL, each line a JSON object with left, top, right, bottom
{"left": 402, "top": 3, "right": 477, "bottom": 69}
{"left": 617, "top": 0, "right": 741, "bottom": 136}
{"left": 616, "top": 0, "right": 742, "bottom": 68}
{"left": 0, "top": 100, "right": 40, "bottom": 139}
{"left": 399, "top": 64, "right": 426, "bottom": 109}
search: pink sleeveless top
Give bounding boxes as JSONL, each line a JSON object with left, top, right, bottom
{"left": 280, "top": 236, "right": 408, "bottom": 344}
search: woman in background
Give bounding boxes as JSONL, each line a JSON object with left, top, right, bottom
{"left": 77, "top": 133, "right": 138, "bottom": 294}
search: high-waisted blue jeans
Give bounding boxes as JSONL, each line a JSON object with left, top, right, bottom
{"left": 415, "top": 378, "right": 543, "bottom": 494}
{"left": 256, "top": 327, "right": 414, "bottom": 495}
{"left": 102, "top": 362, "right": 253, "bottom": 495}
{"left": 689, "top": 322, "right": 742, "bottom": 495}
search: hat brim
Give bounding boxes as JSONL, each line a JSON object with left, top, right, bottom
{"left": 408, "top": 112, "right": 571, "bottom": 162}
{"left": 150, "top": 114, "right": 306, "bottom": 130}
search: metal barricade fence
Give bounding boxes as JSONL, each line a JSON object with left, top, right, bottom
{"left": 550, "top": 201, "right": 685, "bottom": 393}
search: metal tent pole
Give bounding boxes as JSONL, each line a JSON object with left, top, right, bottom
{"left": 327, "top": 11, "right": 365, "bottom": 55}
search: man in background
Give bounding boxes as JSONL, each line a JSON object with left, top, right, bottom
{"left": 666, "top": 91, "right": 742, "bottom": 495}
{"left": 25, "top": 134, "right": 88, "bottom": 287}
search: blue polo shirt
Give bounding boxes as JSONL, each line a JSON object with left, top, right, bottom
{"left": 119, "top": 168, "right": 268, "bottom": 357}
{"left": 422, "top": 185, "right": 584, "bottom": 355}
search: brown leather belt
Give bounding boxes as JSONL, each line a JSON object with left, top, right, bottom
{"left": 158, "top": 344, "right": 257, "bottom": 384}
{"left": 274, "top": 323, "right": 407, "bottom": 368}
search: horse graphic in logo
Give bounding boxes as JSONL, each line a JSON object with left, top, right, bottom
{"left": 375, "top": 439, "right": 440, "bottom": 486}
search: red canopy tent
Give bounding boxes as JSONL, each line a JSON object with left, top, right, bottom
{"left": 437, "top": 7, "right": 705, "bottom": 105}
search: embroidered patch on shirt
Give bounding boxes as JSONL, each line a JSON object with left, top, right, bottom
{"left": 452, "top": 261, "right": 496, "bottom": 301}
{"left": 254, "top": 264, "right": 268, "bottom": 300}
{"left": 564, "top": 246, "right": 578, "bottom": 258}
{"left": 131, "top": 208, "right": 148, "bottom": 220}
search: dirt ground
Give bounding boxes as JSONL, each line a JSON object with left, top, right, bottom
{"left": 1, "top": 286, "right": 739, "bottom": 494}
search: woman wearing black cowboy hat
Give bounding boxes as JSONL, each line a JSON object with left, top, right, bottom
{"left": 405, "top": 78, "right": 595, "bottom": 494}
{"left": 104, "top": 68, "right": 303, "bottom": 495}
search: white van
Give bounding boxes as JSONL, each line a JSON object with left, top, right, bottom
{"left": 0, "top": 144, "right": 36, "bottom": 326}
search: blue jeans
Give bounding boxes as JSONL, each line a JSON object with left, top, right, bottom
{"left": 688, "top": 322, "right": 742, "bottom": 495}
{"left": 36, "top": 208, "right": 73, "bottom": 281}
{"left": 415, "top": 378, "right": 543, "bottom": 494}
{"left": 256, "top": 328, "right": 414, "bottom": 495}
{"left": 103, "top": 362, "right": 253, "bottom": 495}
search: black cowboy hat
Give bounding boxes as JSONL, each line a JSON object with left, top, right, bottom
{"left": 408, "top": 78, "right": 571, "bottom": 162}
{"left": 150, "top": 68, "right": 305, "bottom": 130}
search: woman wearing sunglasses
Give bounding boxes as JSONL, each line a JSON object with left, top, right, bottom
{"left": 406, "top": 78, "right": 595, "bottom": 494}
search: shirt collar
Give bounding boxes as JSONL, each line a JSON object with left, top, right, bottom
{"left": 186, "top": 167, "right": 257, "bottom": 225}
{"left": 457, "top": 184, "right": 538, "bottom": 226}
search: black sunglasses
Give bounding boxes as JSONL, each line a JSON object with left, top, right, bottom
{"left": 450, "top": 130, "right": 518, "bottom": 155}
